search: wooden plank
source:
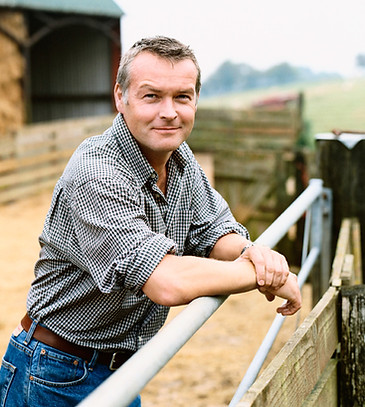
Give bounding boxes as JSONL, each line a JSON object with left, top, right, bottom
{"left": 0, "top": 161, "right": 67, "bottom": 188}
{"left": 340, "top": 285, "right": 365, "bottom": 407}
{"left": 341, "top": 254, "right": 355, "bottom": 286}
{"left": 237, "top": 287, "right": 339, "bottom": 407}
{"left": 214, "top": 152, "right": 276, "bottom": 181}
{"left": 330, "top": 218, "right": 352, "bottom": 287}
{"left": 301, "top": 359, "right": 338, "bottom": 407}
{"left": 195, "top": 107, "right": 298, "bottom": 124}
{"left": 0, "top": 133, "right": 16, "bottom": 158}
{"left": 352, "top": 218, "right": 363, "bottom": 285}
{"left": 0, "top": 148, "right": 75, "bottom": 174}
{"left": 194, "top": 153, "right": 214, "bottom": 187}
{"left": 13, "top": 135, "right": 84, "bottom": 158}
{"left": 0, "top": 177, "right": 57, "bottom": 204}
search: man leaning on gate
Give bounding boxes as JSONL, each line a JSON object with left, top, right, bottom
{"left": 0, "top": 36, "right": 301, "bottom": 407}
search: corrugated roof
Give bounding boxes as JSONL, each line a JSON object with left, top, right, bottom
{"left": 0, "top": 0, "right": 123, "bottom": 17}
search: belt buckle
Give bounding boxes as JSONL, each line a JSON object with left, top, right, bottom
{"left": 109, "top": 352, "right": 120, "bottom": 371}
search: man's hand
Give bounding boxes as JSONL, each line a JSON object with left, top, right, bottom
{"left": 240, "top": 244, "right": 290, "bottom": 300}
{"left": 262, "top": 271, "right": 302, "bottom": 316}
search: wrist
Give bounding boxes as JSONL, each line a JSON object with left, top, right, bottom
{"left": 240, "top": 241, "right": 255, "bottom": 255}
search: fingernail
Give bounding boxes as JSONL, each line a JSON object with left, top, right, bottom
{"left": 258, "top": 280, "right": 264, "bottom": 286}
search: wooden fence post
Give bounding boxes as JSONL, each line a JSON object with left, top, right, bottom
{"left": 316, "top": 134, "right": 365, "bottom": 282}
{"left": 340, "top": 285, "right": 365, "bottom": 407}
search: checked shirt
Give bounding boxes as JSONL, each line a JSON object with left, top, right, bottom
{"left": 26, "top": 114, "right": 249, "bottom": 352}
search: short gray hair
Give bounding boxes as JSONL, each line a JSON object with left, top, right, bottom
{"left": 116, "top": 36, "right": 201, "bottom": 102}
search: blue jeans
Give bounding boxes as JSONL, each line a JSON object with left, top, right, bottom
{"left": 0, "top": 322, "right": 141, "bottom": 407}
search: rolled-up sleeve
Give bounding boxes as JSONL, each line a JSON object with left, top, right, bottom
{"left": 70, "top": 177, "right": 177, "bottom": 295}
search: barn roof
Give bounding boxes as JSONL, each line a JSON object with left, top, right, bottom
{"left": 0, "top": 0, "right": 123, "bottom": 17}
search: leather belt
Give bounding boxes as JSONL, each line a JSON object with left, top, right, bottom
{"left": 21, "top": 314, "right": 134, "bottom": 370}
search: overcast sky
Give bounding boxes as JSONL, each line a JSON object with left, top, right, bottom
{"left": 115, "top": 0, "right": 365, "bottom": 81}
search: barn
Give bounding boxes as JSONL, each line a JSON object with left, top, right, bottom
{"left": 0, "top": 0, "right": 123, "bottom": 134}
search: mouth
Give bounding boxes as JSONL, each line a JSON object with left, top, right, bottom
{"left": 153, "top": 126, "right": 181, "bottom": 133}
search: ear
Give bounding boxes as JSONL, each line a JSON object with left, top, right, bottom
{"left": 195, "top": 92, "right": 200, "bottom": 111}
{"left": 114, "top": 83, "right": 125, "bottom": 114}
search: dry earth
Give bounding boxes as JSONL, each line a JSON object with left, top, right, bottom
{"left": 0, "top": 191, "right": 311, "bottom": 406}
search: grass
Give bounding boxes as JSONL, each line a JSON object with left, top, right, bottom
{"left": 199, "top": 77, "right": 365, "bottom": 146}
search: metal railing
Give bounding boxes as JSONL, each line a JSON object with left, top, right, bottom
{"left": 78, "top": 178, "right": 332, "bottom": 407}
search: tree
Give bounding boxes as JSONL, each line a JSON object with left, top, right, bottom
{"left": 356, "top": 54, "right": 365, "bottom": 69}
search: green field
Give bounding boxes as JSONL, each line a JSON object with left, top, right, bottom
{"left": 199, "top": 77, "right": 365, "bottom": 147}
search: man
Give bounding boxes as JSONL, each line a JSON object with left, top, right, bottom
{"left": 0, "top": 36, "right": 301, "bottom": 407}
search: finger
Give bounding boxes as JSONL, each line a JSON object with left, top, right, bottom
{"left": 269, "top": 252, "right": 289, "bottom": 289}
{"left": 266, "top": 250, "right": 281, "bottom": 288}
{"left": 242, "top": 245, "right": 266, "bottom": 286}
{"left": 276, "top": 298, "right": 302, "bottom": 316}
{"left": 265, "top": 292, "right": 275, "bottom": 302}
{"left": 278, "top": 254, "right": 290, "bottom": 285}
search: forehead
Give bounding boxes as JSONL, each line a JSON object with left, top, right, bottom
{"left": 129, "top": 52, "right": 198, "bottom": 89}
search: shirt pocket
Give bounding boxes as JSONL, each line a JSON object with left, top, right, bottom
{"left": 166, "top": 209, "right": 193, "bottom": 255}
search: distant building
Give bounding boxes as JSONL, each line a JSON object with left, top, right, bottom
{"left": 0, "top": 0, "right": 123, "bottom": 134}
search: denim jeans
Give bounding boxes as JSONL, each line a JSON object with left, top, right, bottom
{"left": 0, "top": 321, "right": 141, "bottom": 407}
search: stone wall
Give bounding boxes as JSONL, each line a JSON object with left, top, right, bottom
{"left": 0, "top": 10, "right": 27, "bottom": 136}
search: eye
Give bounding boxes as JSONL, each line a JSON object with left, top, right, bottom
{"left": 176, "top": 94, "right": 192, "bottom": 101}
{"left": 144, "top": 93, "right": 157, "bottom": 99}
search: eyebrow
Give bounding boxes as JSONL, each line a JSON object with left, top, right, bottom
{"left": 138, "top": 84, "right": 195, "bottom": 95}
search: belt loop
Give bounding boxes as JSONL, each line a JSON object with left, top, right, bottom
{"left": 87, "top": 350, "right": 99, "bottom": 371}
{"left": 23, "top": 319, "right": 38, "bottom": 346}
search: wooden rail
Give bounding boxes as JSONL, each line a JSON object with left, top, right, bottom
{"left": 237, "top": 217, "right": 363, "bottom": 407}
{"left": 0, "top": 115, "right": 113, "bottom": 204}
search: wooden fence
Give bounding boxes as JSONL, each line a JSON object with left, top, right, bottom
{"left": 188, "top": 97, "right": 306, "bottom": 238}
{"left": 237, "top": 217, "right": 364, "bottom": 407}
{"left": 0, "top": 115, "right": 114, "bottom": 204}
{"left": 0, "top": 98, "right": 306, "bottom": 231}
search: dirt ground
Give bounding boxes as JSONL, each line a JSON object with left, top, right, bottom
{"left": 0, "top": 191, "right": 312, "bottom": 406}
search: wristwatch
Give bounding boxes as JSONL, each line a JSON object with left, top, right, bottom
{"left": 240, "top": 242, "right": 255, "bottom": 255}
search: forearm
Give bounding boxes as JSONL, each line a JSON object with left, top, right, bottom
{"left": 209, "top": 233, "right": 250, "bottom": 261}
{"left": 142, "top": 254, "right": 257, "bottom": 306}
{"left": 142, "top": 252, "right": 302, "bottom": 315}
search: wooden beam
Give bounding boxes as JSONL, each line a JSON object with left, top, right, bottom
{"left": 352, "top": 218, "right": 363, "bottom": 285}
{"left": 317, "top": 137, "right": 365, "bottom": 281}
{"left": 301, "top": 359, "right": 338, "bottom": 407}
{"left": 237, "top": 287, "right": 339, "bottom": 407}
{"left": 340, "top": 285, "right": 365, "bottom": 407}
{"left": 330, "top": 218, "right": 352, "bottom": 287}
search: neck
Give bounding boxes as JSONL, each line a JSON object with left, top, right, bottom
{"left": 156, "top": 166, "right": 168, "bottom": 196}
{"left": 145, "top": 153, "right": 170, "bottom": 196}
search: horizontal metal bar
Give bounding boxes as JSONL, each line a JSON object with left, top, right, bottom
{"left": 77, "top": 295, "right": 227, "bottom": 407}
{"left": 256, "top": 179, "right": 323, "bottom": 248}
{"left": 228, "top": 246, "right": 320, "bottom": 406}
{"left": 77, "top": 180, "right": 324, "bottom": 407}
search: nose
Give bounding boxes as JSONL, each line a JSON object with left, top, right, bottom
{"left": 159, "top": 98, "right": 177, "bottom": 120}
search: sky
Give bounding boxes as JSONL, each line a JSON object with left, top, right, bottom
{"left": 115, "top": 0, "right": 365, "bottom": 82}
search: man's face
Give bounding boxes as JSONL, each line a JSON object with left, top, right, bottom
{"left": 114, "top": 52, "right": 199, "bottom": 165}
